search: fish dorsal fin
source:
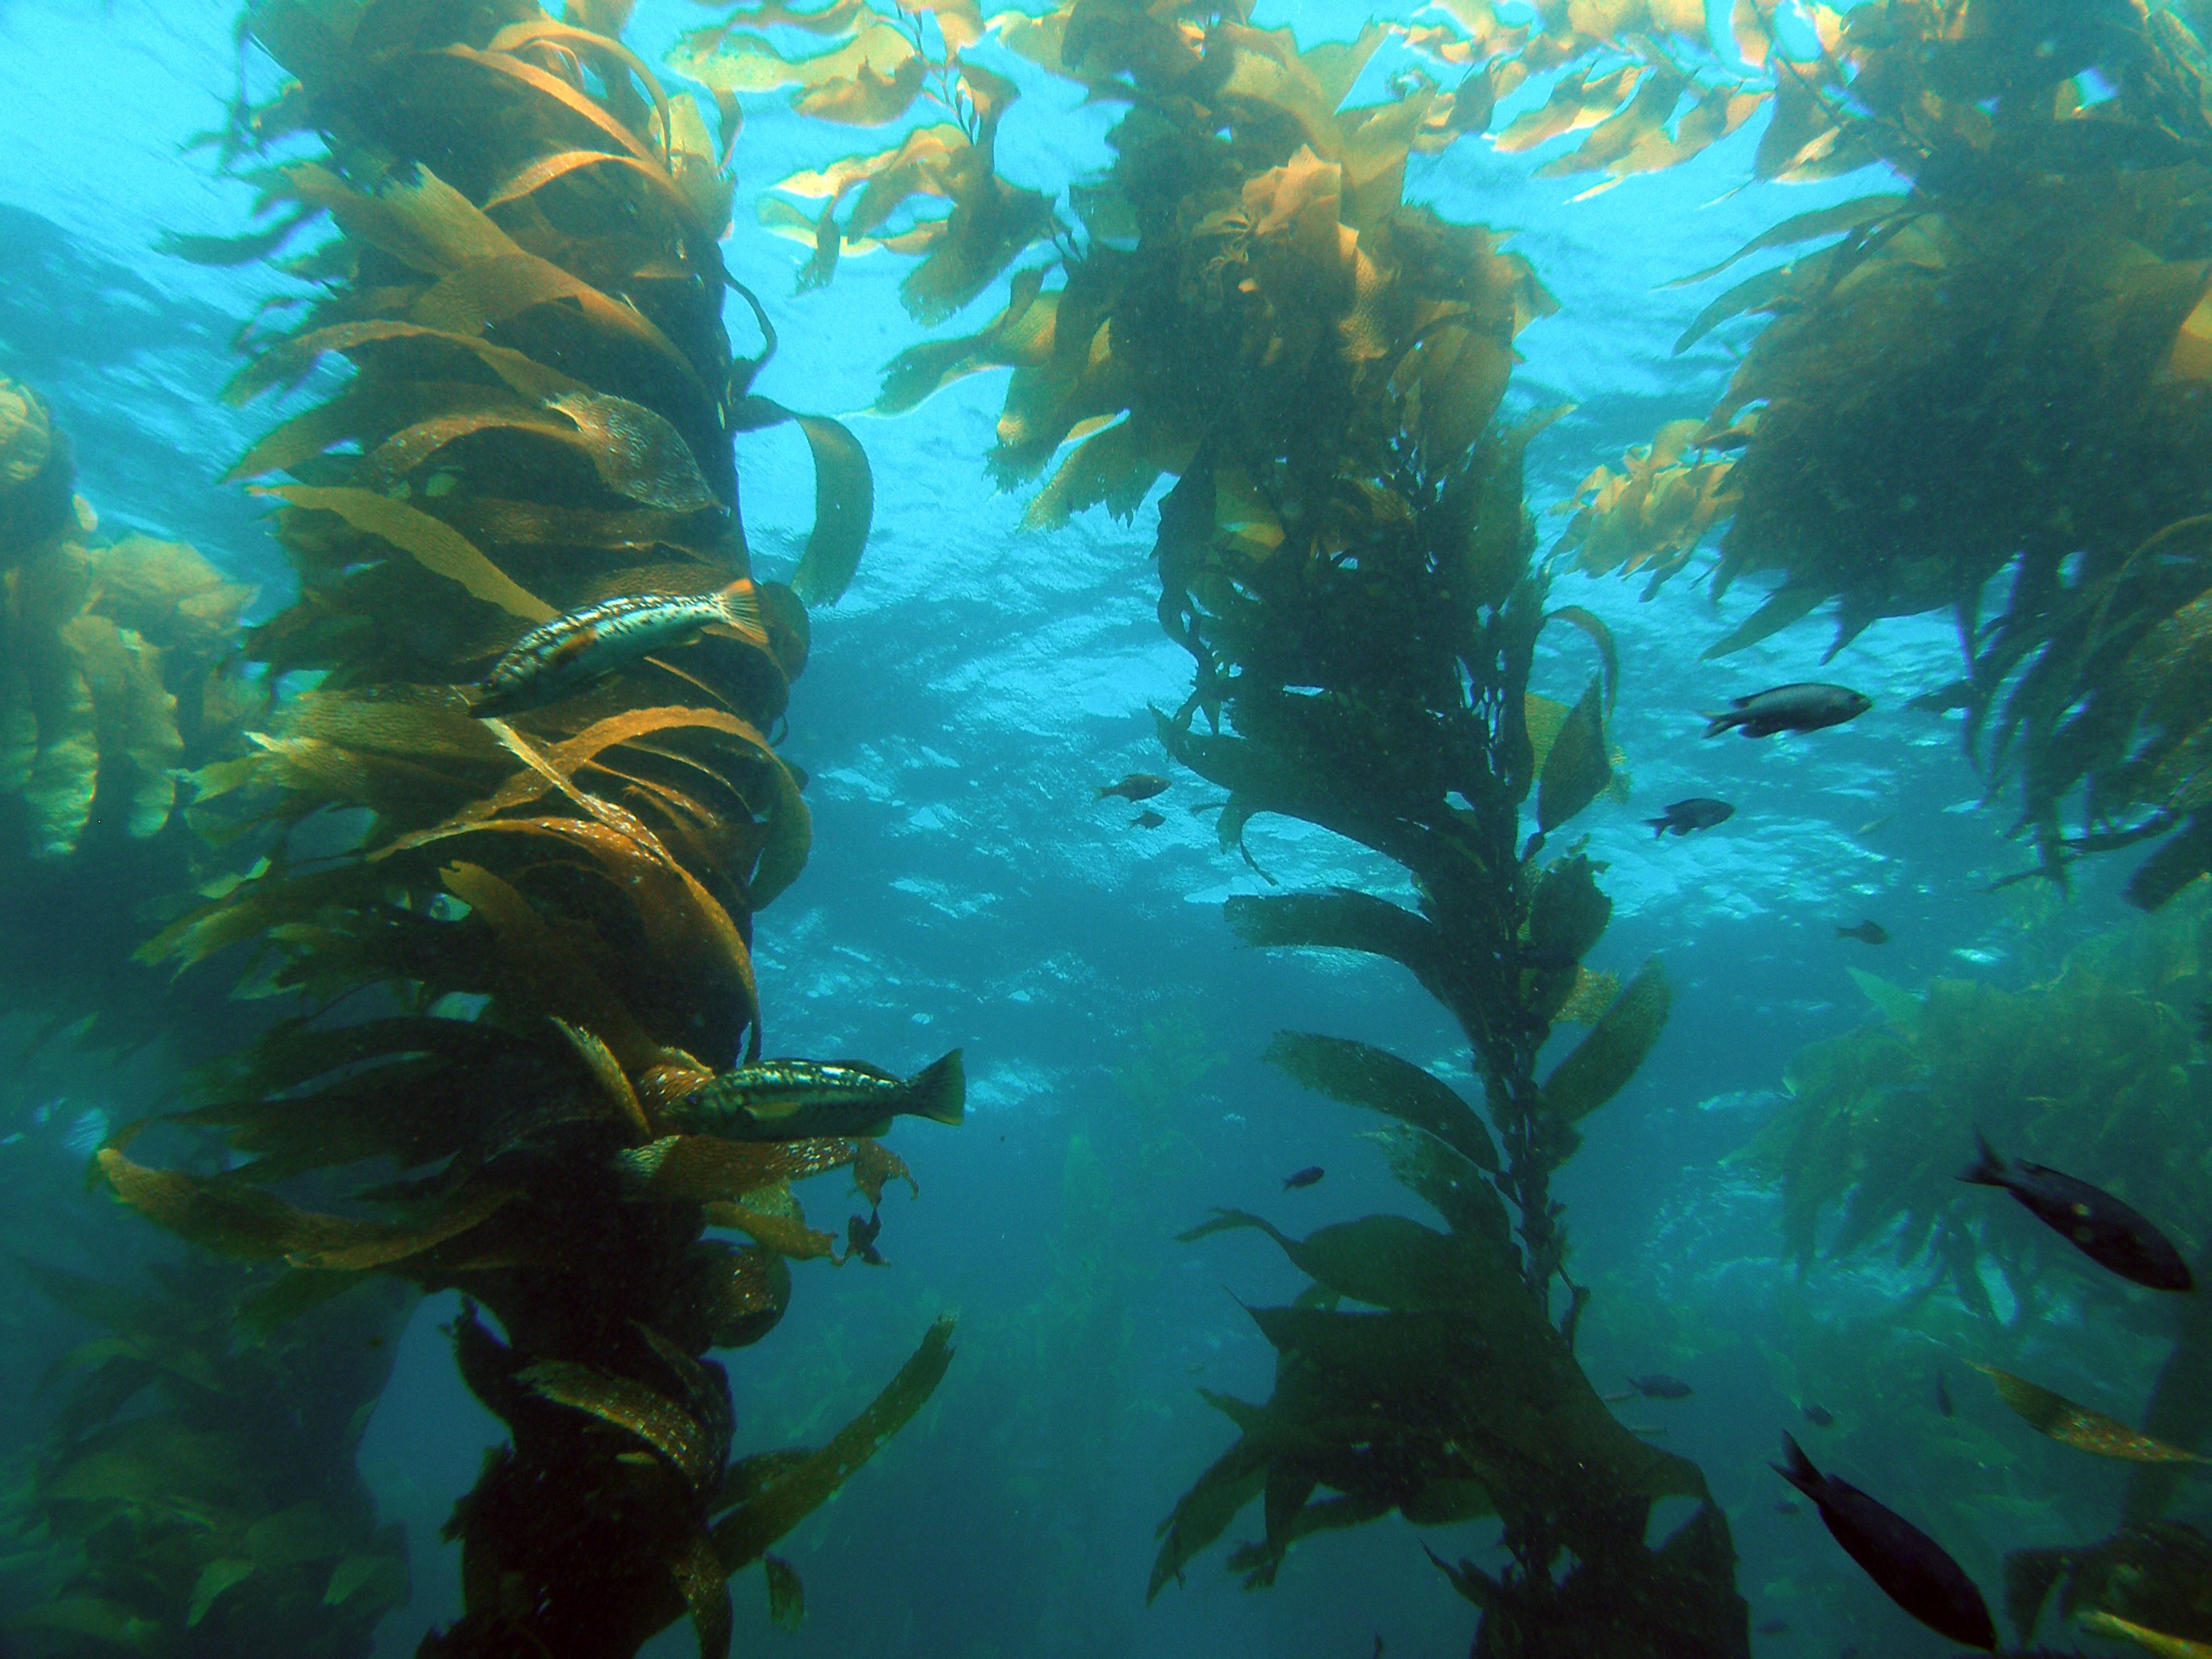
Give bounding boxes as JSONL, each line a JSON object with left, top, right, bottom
{"left": 1732, "top": 694, "right": 1755, "bottom": 708}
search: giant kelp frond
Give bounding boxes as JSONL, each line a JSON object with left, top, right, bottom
{"left": 97, "top": 4, "right": 947, "bottom": 1655}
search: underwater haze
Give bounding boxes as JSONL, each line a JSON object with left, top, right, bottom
{"left": 4, "top": 1, "right": 2212, "bottom": 1657}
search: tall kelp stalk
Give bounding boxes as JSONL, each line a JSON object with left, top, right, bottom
{"left": 698, "top": 1, "right": 1745, "bottom": 1648}
{"left": 1550, "top": 0, "right": 2212, "bottom": 906}
{"left": 98, "top": 5, "right": 953, "bottom": 1656}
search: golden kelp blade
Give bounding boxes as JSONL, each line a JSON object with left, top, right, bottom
{"left": 619, "top": 1133, "right": 855, "bottom": 1204}
{"left": 1972, "top": 1363, "right": 2208, "bottom": 1464}
{"left": 2081, "top": 1611, "right": 2212, "bottom": 1659}
{"left": 518, "top": 1360, "right": 717, "bottom": 1490}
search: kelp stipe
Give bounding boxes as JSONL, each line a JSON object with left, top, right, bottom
{"left": 794, "top": 4, "right": 1748, "bottom": 1648}
{"left": 100, "top": 4, "right": 954, "bottom": 1655}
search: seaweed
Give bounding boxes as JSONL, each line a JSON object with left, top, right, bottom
{"left": 86, "top": 6, "right": 955, "bottom": 1655}
{"left": 787, "top": 6, "right": 1746, "bottom": 1647}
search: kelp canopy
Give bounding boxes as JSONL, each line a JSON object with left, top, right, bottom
{"left": 1551, "top": 0, "right": 2212, "bottom": 903}
{"left": 90, "top": 3, "right": 952, "bottom": 1655}
{"left": 714, "top": 2, "right": 1743, "bottom": 1650}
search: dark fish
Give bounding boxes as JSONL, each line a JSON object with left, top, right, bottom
{"left": 1702, "top": 683, "right": 1871, "bottom": 739}
{"left": 1835, "top": 920, "right": 1890, "bottom": 945}
{"left": 1646, "top": 797, "right": 1735, "bottom": 838}
{"left": 667, "top": 1051, "right": 965, "bottom": 1143}
{"left": 1774, "top": 1499, "right": 1801, "bottom": 1515}
{"left": 1936, "top": 1371, "right": 1954, "bottom": 1419}
{"left": 1628, "top": 1373, "right": 1694, "bottom": 1400}
{"left": 1097, "top": 773, "right": 1169, "bottom": 802}
{"left": 846, "top": 1207, "right": 886, "bottom": 1267}
{"left": 473, "top": 578, "right": 765, "bottom": 716}
{"left": 1959, "top": 1132, "right": 2194, "bottom": 1290}
{"left": 1800, "top": 1403, "right": 1835, "bottom": 1428}
{"left": 1282, "top": 1165, "right": 1326, "bottom": 1190}
{"left": 1757, "top": 1619, "right": 1791, "bottom": 1635}
{"left": 1130, "top": 809, "right": 1166, "bottom": 830}
{"left": 1773, "top": 1436, "right": 1996, "bottom": 1650}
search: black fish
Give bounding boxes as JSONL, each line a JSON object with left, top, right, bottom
{"left": 1959, "top": 1133, "right": 2193, "bottom": 1290}
{"left": 1627, "top": 1373, "right": 1693, "bottom": 1400}
{"left": 1936, "top": 1371, "right": 1953, "bottom": 1419}
{"left": 1097, "top": 773, "right": 1169, "bottom": 802}
{"left": 1646, "top": 797, "right": 1735, "bottom": 838}
{"left": 1702, "top": 683, "right": 1871, "bottom": 739}
{"left": 1800, "top": 1402, "right": 1835, "bottom": 1428}
{"left": 1835, "top": 920, "right": 1889, "bottom": 945}
{"left": 1774, "top": 1498, "right": 1801, "bottom": 1515}
{"left": 1773, "top": 1436, "right": 1996, "bottom": 1650}
{"left": 1282, "top": 1165, "right": 1325, "bottom": 1190}
{"left": 846, "top": 1207, "right": 885, "bottom": 1267}
{"left": 1130, "top": 809, "right": 1165, "bottom": 830}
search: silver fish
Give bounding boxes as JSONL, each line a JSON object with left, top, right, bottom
{"left": 667, "top": 1051, "right": 965, "bottom": 1143}
{"left": 473, "top": 578, "right": 766, "bottom": 716}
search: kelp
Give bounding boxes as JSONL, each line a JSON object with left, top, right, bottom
{"left": 1549, "top": 0, "right": 2212, "bottom": 898}
{"left": 796, "top": 7, "right": 1743, "bottom": 1645}
{"left": 99, "top": 5, "right": 953, "bottom": 1656}
{"left": 1741, "top": 889, "right": 2212, "bottom": 1307}
{"left": 6, "top": 1252, "right": 413, "bottom": 1658}
{"left": 2006, "top": 1521, "right": 2212, "bottom": 1649}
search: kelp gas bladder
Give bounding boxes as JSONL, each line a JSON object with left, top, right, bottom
{"left": 96, "top": 4, "right": 955, "bottom": 1656}
{"left": 752, "top": 1, "right": 1748, "bottom": 1649}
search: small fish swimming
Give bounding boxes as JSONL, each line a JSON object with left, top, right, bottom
{"left": 1097, "top": 773, "right": 1169, "bottom": 802}
{"left": 1627, "top": 1374, "right": 1694, "bottom": 1400}
{"left": 472, "top": 577, "right": 767, "bottom": 716}
{"left": 1773, "top": 1498, "right": 1800, "bottom": 1515}
{"left": 846, "top": 1207, "right": 886, "bottom": 1267}
{"left": 1703, "top": 683, "right": 1871, "bottom": 739}
{"left": 1835, "top": 920, "right": 1889, "bottom": 945}
{"left": 1646, "top": 798, "right": 1734, "bottom": 838}
{"left": 666, "top": 1051, "right": 965, "bottom": 1143}
{"left": 1130, "top": 809, "right": 1165, "bottom": 830}
{"left": 1800, "top": 1402, "right": 1835, "bottom": 1428}
{"left": 1959, "top": 1132, "right": 2194, "bottom": 1290}
{"left": 1773, "top": 1435, "right": 1996, "bottom": 1650}
{"left": 1282, "top": 1165, "right": 1325, "bottom": 1190}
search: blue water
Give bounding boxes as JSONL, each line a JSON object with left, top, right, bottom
{"left": 0, "top": 2, "right": 2170, "bottom": 1656}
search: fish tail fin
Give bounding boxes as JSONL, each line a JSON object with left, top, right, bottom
{"left": 1646, "top": 817, "right": 1672, "bottom": 838}
{"left": 1094, "top": 785, "right": 1115, "bottom": 801}
{"left": 1771, "top": 1434, "right": 1821, "bottom": 1500}
{"left": 1958, "top": 1130, "right": 2007, "bottom": 1187}
{"left": 716, "top": 577, "right": 769, "bottom": 646}
{"left": 1700, "top": 711, "right": 1739, "bottom": 738}
{"left": 1833, "top": 925, "right": 1851, "bottom": 938}
{"left": 904, "top": 1049, "right": 965, "bottom": 1126}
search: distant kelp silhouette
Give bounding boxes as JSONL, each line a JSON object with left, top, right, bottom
{"left": 99, "top": 4, "right": 952, "bottom": 1655}
{"left": 796, "top": 4, "right": 1748, "bottom": 1649}
{"left": 8, "top": 1255, "right": 413, "bottom": 1657}
{"left": 1550, "top": 0, "right": 2212, "bottom": 903}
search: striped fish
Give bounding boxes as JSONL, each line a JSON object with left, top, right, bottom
{"left": 472, "top": 577, "right": 766, "bottom": 716}
{"left": 666, "top": 1051, "right": 964, "bottom": 1143}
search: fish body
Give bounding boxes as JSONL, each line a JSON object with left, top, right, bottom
{"left": 1835, "top": 920, "right": 1890, "bottom": 945}
{"left": 847, "top": 1207, "right": 886, "bottom": 1267}
{"left": 1959, "top": 1133, "right": 2193, "bottom": 1290}
{"left": 667, "top": 1051, "right": 964, "bottom": 1143}
{"left": 1773, "top": 1436, "right": 1996, "bottom": 1650}
{"left": 1097, "top": 773, "right": 1169, "bottom": 802}
{"left": 473, "top": 578, "right": 765, "bottom": 716}
{"left": 1800, "top": 1403, "right": 1835, "bottom": 1428}
{"left": 1646, "top": 798, "right": 1734, "bottom": 838}
{"left": 1703, "top": 683, "right": 1871, "bottom": 739}
{"left": 1282, "top": 1165, "right": 1326, "bottom": 1190}
{"left": 1130, "top": 809, "right": 1166, "bottom": 830}
{"left": 1628, "top": 1373, "right": 1693, "bottom": 1400}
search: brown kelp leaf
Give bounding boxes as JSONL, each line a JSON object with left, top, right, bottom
{"left": 440, "top": 863, "right": 660, "bottom": 1066}
{"left": 61, "top": 611, "right": 184, "bottom": 841}
{"left": 1673, "top": 263, "right": 1797, "bottom": 355}
{"left": 519, "top": 1359, "right": 718, "bottom": 1488}
{"left": 704, "top": 1191, "right": 839, "bottom": 1259}
{"left": 97, "top": 1149, "right": 512, "bottom": 1270}
{"left": 714, "top": 1315, "right": 956, "bottom": 1569}
{"left": 1494, "top": 66, "right": 1640, "bottom": 153}
{"left": 1369, "top": 1125, "right": 1512, "bottom": 1246}
{"left": 551, "top": 1017, "right": 653, "bottom": 1137}
{"left": 764, "top": 1555, "right": 804, "bottom": 1629}
{"left": 795, "top": 53, "right": 928, "bottom": 123}
{"left": 851, "top": 1138, "right": 916, "bottom": 1205}
{"left": 2080, "top": 1611, "right": 2212, "bottom": 1658}
{"left": 227, "top": 319, "right": 583, "bottom": 408}
{"left": 1545, "top": 606, "right": 1619, "bottom": 715}
{"left": 1263, "top": 1032, "right": 1498, "bottom": 1172}
{"left": 1535, "top": 677, "right": 1611, "bottom": 832}
{"left": 1542, "top": 958, "right": 1670, "bottom": 1123}
{"left": 1701, "top": 585, "right": 1823, "bottom": 658}
{"left": 259, "top": 485, "right": 554, "bottom": 621}
{"left": 732, "top": 399, "right": 873, "bottom": 605}
{"left": 1668, "top": 194, "right": 1910, "bottom": 288}
{"left": 440, "top": 44, "right": 660, "bottom": 166}
{"left": 187, "top": 1560, "right": 257, "bottom": 1627}
{"left": 621, "top": 1134, "right": 855, "bottom": 1205}
{"left": 1557, "top": 966, "right": 1621, "bottom": 1024}
{"left": 670, "top": 1529, "right": 734, "bottom": 1659}
{"left": 483, "top": 148, "right": 701, "bottom": 228}
{"left": 877, "top": 269, "right": 1052, "bottom": 413}
{"left": 1184, "top": 1210, "right": 1525, "bottom": 1320}
{"left": 548, "top": 391, "right": 723, "bottom": 513}
{"left": 1973, "top": 1364, "right": 2208, "bottom": 1465}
